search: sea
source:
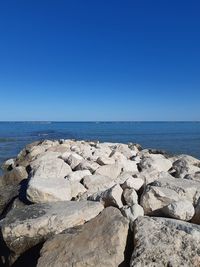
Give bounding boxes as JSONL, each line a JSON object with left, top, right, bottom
{"left": 0, "top": 122, "right": 200, "bottom": 174}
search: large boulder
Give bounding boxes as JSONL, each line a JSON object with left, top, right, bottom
{"left": 0, "top": 185, "right": 19, "bottom": 215}
{"left": 0, "top": 201, "right": 104, "bottom": 261}
{"left": 26, "top": 178, "right": 86, "bottom": 203}
{"left": 95, "top": 163, "right": 122, "bottom": 179}
{"left": 130, "top": 216, "right": 200, "bottom": 267}
{"left": 1, "top": 166, "right": 28, "bottom": 186}
{"left": 30, "top": 157, "right": 72, "bottom": 179}
{"left": 140, "top": 186, "right": 180, "bottom": 215}
{"left": 139, "top": 154, "right": 172, "bottom": 172}
{"left": 152, "top": 174, "right": 200, "bottom": 205}
{"left": 37, "top": 207, "right": 129, "bottom": 267}
{"left": 162, "top": 200, "right": 195, "bottom": 221}
{"left": 82, "top": 174, "right": 116, "bottom": 193}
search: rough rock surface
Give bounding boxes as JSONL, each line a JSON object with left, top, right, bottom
{"left": 95, "top": 163, "right": 122, "bottom": 179}
{"left": 140, "top": 185, "right": 180, "bottom": 215}
{"left": 0, "top": 201, "right": 103, "bottom": 257}
{"left": 139, "top": 154, "right": 172, "bottom": 172}
{"left": 27, "top": 178, "right": 86, "bottom": 203}
{"left": 131, "top": 216, "right": 200, "bottom": 267}
{"left": 37, "top": 207, "right": 129, "bottom": 267}
{"left": 1, "top": 139, "right": 200, "bottom": 267}
{"left": 162, "top": 200, "right": 195, "bottom": 221}
{"left": 88, "top": 184, "right": 123, "bottom": 208}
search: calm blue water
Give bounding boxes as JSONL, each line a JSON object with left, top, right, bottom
{"left": 0, "top": 122, "right": 200, "bottom": 170}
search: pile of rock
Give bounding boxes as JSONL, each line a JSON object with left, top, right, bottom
{"left": 0, "top": 139, "right": 200, "bottom": 266}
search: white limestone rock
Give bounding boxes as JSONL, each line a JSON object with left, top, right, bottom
{"left": 88, "top": 184, "right": 123, "bottom": 208}
{"left": 140, "top": 186, "right": 180, "bottom": 215}
{"left": 95, "top": 163, "right": 122, "bottom": 179}
{"left": 121, "top": 177, "right": 144, "bottom": 191}
{"left": 66, "top": 170, "right": 91, "bottom": 182}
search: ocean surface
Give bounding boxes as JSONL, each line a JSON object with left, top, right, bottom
{"left": 0, "top": 122, "right": 200, "bottom": 173}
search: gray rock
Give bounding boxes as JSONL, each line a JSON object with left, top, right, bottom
{"left": 152, "top": 174, "right": 200, "bottom": 205}
{"left": 130, "top": 216, "right": 200, "bottom": 267}
{"left": 37, "top": 207, "right": 129, "bottom": 267}
{"left": 2, "top": 166, "right": 28, "bottom": 186}
{"left": 123, "top": 188, "right": 138, "bottom": 206}
{"left": 0, "top": 185, "right": 19, "bottom": 215}
{"left": 0, "top": 201, "right": 104, "bottom": 262}
{"left": 121, "top": 204, "right": 144, "bottom": 224}
{"left": 162, "top": 200, "right": 195, "bottom": 221}
{"left": 96, "top": 156, "right": 115, "bottom": 165}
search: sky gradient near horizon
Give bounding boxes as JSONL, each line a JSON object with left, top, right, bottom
{"left": 0, "top": 0, "right": 200, "bottom": 121}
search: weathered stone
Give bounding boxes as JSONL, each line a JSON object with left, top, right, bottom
{"left": 88, "top": 184, "right": 123, "bottom": 208}
{"left": 26, "top": 178, "right": 86, "bottom": 203}
{"left": 139, "top": 154, "right": 172, "bottom": 172}
{"left": 1, "top": 158, "right": 15, "bottom": 171}
{"left": 75, "top": 160, "right": 100, "bottom": 173}
{"left": 152, "top": 174, "right": 200, "bottom": 205}
{"left": 184, "top": 172, "right": 200, "bottom": 181}
{"left": 95, "top": 163, "right": 122, "bottom": 179}
{"left": 2, "top": 166, "right": 28, "bottom": 186}
{"left": 170, "top": 158, "right": 200, "bottom": 178}
{"left": 123, "top": 188, "right": 138, "bottom": 206}
{"left": 96, "top": 156, "right": 115, "bottom": 166}
{"left": 192, "top": 198, "right": 200, "bottom": 224}
{"left": 82, "top": 175, "right": 115, "bottom": 193}
{"left": 0, "top": 201, "right": 104, "bottom": 259}
{"left": 121, "top": 204, "right": 144, "bottom": 224}
{"left": 130, "top": 216, "right": 200, "bottom": 267}
{"left": 0, "top": 185, "right": 19, "bottom": 215}
{"left": 162, "top": 200, "right": 195, "bottom": 221}
{"left": 65, "top": 153, "right": 83, "bottom": 170}
{"left": 140, "top": 186, "right": 180, "bottom": 215}
{"left": 31, "top": 157, "right": 72, "bottom": 179}
{"left": 37, "top": 207, "right": 129, "bottom": 267}
{"left": 114, "top": 143, "right": 134, "bottom": 158}
{"left": 114, "top": 172, "right": 134, "bottom": 184}
{"left": 66, "top": 170, "right": 91, "bottom": 182}
{"left": 121, "top": 160, "right": 138, "bottom": 173}
{"left": 121, "top": 177, "right": 144, "bottom": 191}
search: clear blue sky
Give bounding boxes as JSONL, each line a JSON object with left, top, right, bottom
{"left": 0, "top": 0, "right": 200, "bottom": 121}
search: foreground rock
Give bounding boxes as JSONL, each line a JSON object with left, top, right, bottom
{"left": 37, "top": 207, "right": 130, "bottom": 267}
{"left": 162, "top": 200, "right": 195, "bottom": 221}
{"left": 131, "top": 216, "right": 200, "bottom": 267}
{"left": 0, "top": 201, "right": 103, "bottom": 262}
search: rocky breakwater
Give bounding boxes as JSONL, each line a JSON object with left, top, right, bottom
{"left": 0, "top": 139, "right": 200, "bottom": 266}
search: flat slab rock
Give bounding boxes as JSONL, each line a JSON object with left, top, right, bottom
{"left": 37, "top": 207, "right": 129, "bottom": 267}
{"left": 131, "top": 216, "right": 200, "bottom": 267}
{"left": 0, "top": 201, "right": 103, "bottom": 257}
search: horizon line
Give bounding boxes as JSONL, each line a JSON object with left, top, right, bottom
{"left": 0, "top": 120, "right": 200, "bottom": 123}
